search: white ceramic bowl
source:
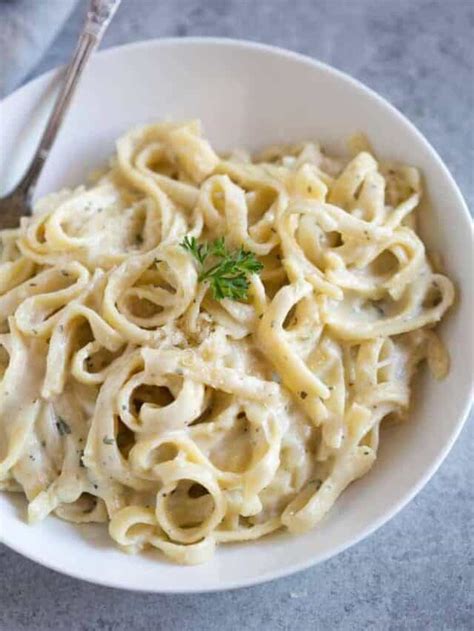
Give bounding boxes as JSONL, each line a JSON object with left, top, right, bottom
{"left": 0, "top": 38, "right": 472, "bottom": 593}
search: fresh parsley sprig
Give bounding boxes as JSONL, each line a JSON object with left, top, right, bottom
{"left": 180, "top": 236, "right": 263, "bottom": 301}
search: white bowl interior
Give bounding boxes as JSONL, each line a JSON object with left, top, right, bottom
{"left": 0, "top": 39, "right": 472, "bottom": 592}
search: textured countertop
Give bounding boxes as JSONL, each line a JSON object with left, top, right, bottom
{"left": 1, "top": 1, "right": 472, "bottom": 629}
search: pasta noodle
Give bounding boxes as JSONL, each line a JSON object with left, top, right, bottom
{"left": 0, "top": 120, "right": 454, "bottom": 564}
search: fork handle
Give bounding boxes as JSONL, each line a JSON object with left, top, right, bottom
{"left": 16, "top": 0, "right": 121, "bottom": 205}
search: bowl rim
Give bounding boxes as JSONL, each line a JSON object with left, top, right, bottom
{"left": 0, "top": 36, "right": 472, "bottom": 593}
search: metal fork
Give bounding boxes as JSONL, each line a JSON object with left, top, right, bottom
{"left": 0, "top": 0, "right": 121, "bottom": 230}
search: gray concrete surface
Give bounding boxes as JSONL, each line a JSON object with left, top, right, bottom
{"left": 1, "top": 1, "right": 473, "bottom": 629}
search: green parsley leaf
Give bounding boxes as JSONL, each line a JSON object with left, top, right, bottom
{"left": 180, "top": 237, "right": 263, "bottom": 301}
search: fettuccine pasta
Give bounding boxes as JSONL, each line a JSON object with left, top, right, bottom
{"left": 0, "top": 121, "right": 454, "bottom": 564}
